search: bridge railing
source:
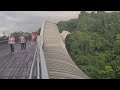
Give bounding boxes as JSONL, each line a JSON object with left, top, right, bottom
{"left": 38, "top": 20, "right": 49, "bottom": 79}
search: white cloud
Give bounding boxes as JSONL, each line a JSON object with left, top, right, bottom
{"left": 0, "top": 11, "right": 80, "bottom": 35}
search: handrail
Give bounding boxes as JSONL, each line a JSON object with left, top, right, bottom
{"left": 29, "top": 46, "right": 37, "bottom": 79}
{"left": 39, "top": 20, "right": 49, "bottom": 79}
{"left": 29, "top": 20, "right": 49, "bottom": 79}
{"left": 37, "top": 42, "right": 40, "bottom": 79}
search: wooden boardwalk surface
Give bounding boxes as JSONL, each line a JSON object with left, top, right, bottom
{"left": 0, "top": 42, "right": 36, "bottom": 79}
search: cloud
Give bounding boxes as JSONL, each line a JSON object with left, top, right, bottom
{"left": 0, "top": 11, "right": 80, "bottom": 36}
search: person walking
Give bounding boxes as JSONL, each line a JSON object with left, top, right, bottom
{"left": 8, "top": 34, "right": 15, "bottom": 54}
{"left": 23, "top": 33, "right": 27, "bottom": 50}
{"left": 20, "top": 34, "right": 26, "bottom": 52}
{"left": 32, "top": 32, "right": 37, "bottom": 44}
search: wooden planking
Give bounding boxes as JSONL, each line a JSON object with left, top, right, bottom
{"left": 0, "top": 42, "right": 36, "bottom": 79}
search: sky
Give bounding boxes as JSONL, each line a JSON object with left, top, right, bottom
{"left": 0, "top": 11, "right": 80, "bottom": 36}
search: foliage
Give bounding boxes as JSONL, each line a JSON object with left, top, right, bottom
{"left": 58, "top": 11, "right": 120, "bottom": 79}
{"left": 11, "top": 31, "right": 32, "bottom": 42}
{"left": 57, "top": 18, "right": 78, "bottom": 33}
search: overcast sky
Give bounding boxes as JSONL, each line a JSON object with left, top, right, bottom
{"left": 0, "top": 11, "right": 80, "bottom": 36}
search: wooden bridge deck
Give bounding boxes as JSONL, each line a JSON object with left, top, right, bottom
{"left": 0, "top": 42, "right": 36, "bottom": 79}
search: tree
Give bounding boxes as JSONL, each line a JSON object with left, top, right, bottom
{"left": 97, "top": 66, "right": 115, "bottom": 79}
{"left": 58, "top": 11, "right": 120, "bottom": 79}
{"left": 113, "top": 34, "right": 120, "bottom": 55}
{"left": 57, "top": 21, "right": 68, "bottom": 33}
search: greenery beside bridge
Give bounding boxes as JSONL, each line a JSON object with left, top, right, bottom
{"left": 57, "top": 11, "right": 120, "bottom": 79}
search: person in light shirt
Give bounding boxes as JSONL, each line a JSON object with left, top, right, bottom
{"left": 20, "top": 34, "right": 26, "bottom": 52}
{"left": 8, "top": 34, "right": 15, "bottom": 54}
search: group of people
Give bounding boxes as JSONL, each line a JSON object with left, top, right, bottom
{"left": 8, "top": 33, "right": 37, "bottom": 54}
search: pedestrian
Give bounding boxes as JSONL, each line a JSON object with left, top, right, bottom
{"left": 20, "top": 34, "right": 26, "bottom": 52}
{"left": 8, "top": 34, "right": 15, "bottom": 54}
{"left": 32, "top": 32, "right": 37, "bottom": 44}
{"left": 23, "top": 33, "right": 27, "bottom": 50}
